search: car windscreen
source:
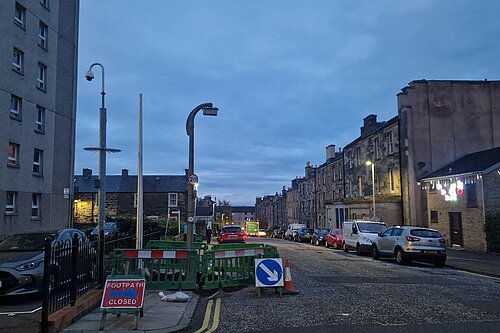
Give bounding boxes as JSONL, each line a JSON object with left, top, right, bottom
{"left": 0, "top": 233, "right": 53, "bottom": 252}
{"left": 357, "top": 223, "right": 387, "bottom": 233}
{"left": 301, "top": 228, "right": 313, "bottom": 233}
{"left": 223, "top": 227, "right": 241, "bottom": 233}
{"left": 410, "top": 229, "right": 442, "bottom": 238}
{"left": 317, "top": 229, "right": 329, "bottom": 235}
{"left": 335, "top": 229, "right": 343, "bottom": 235}
{"left": 104, "top": 223, "right": 117, "bottom": 231}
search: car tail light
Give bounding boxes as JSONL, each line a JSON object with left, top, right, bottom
{"left": 405, "top": 236, "right": 420, "bottom": 242}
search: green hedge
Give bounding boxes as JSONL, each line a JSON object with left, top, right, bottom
{"left": 484, "top": 211, "right": 500, "bottom": 251}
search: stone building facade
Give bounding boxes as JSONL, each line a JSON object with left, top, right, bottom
{"left": 255, "top": 191, "right": 285, "bottom": 230}
{"left": 73, "top": 169, "right": 188, "bottom": 225}
{"left": 316, "top": 145, "right": 340, "bottom": 229}
{"left": 1, "top": 0, "right": 79, "bottom": 234}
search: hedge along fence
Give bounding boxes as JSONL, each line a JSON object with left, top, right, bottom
{"left": 485, "top": 211, "right": 500, "bottom": 252}
{"left": 110, "top": 243, "right": 280, "bottom": 290}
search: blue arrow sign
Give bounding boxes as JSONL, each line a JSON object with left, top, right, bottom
{"left": 255, "top": 258, "right": 283, "bottom": 287}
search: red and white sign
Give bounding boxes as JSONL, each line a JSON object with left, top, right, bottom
{"left": 101, "top": 278, "right": 146, "bottom": 309}
{"left": 124, "top": 249, "right": 188, "bottom": 259}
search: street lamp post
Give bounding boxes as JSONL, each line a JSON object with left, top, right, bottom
{"left": 186, "top": 103, "right": 219, "bottom": 250}
{"left": 84, "top": 63, "right": 120, "bottom": 284}
{"left": 365, "top": 160, "right": 376, "bottom": 219}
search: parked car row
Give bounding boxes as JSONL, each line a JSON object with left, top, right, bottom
{"left": 277, "top": 220, "right": 447, "bottom": 267}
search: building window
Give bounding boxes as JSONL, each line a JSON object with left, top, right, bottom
{"left": 169, "top": 193, "right": 178, "bottom": 207}
{"left": 430, "top": 210, "right": 439, "bottom": 223}
{"left": 12, "top": 48, "right": 24, "bottom": 73}
{"left": 36, "top": 106, "right": 45, "bottom": 132}
{"left": 6, "top": 192, "right": 17, "bottom": 213}
{"left": 389, "top": 168, "right": 395, "bottom": 192}
{"left": 10, "top": 95, "right": 22, "bottom": 119}
{"left": 33, "top": 149, "right": 43, "bottom": 174}
{"left": 14, "top": 2, "right": 26, "bottom": 28}
{"left": 387, "top": 132, "right": 394, "bottom": 154}
{"left": 357, "top": 176, "right": 363, "bottom": 197}
{"left": 347, "top": 151, "right": 352, "bottom": 168}
{"left": 37, "top": 63, "right": 47, "bottom": 91}
{"left": 32, "top": 193, "right": 41, "bottom": 218}
{"left": 466, "top": 183, "right": 477, "bottom": 207}
{"left": 356, "top": 147, "right": 361, "bottom": 166}
{"left": 375, "top": 137, "right": 380, "bottom": 159}
{"left": 8, "top": 142, "right": 20, "bottom": 167}
{"left": 39, "top": 21, "right": 48, "bottom": 48}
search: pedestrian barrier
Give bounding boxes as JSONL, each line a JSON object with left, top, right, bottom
{"left": 110, "top": 243, "right": 281, "bottom": 291}
{"left": 111, "top": 249, "right": 199, "bottom": 290}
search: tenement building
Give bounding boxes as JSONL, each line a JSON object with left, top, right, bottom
{"left": 1, "top": 0, "right": 79, "bottom": 234}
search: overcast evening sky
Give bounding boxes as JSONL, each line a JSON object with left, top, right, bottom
{"left": 75, "top": 0, "right": 500, "bottom": 206}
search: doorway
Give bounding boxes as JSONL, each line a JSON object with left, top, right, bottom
{"left": 449, "top": 212, "right": 463, "bottom": 247}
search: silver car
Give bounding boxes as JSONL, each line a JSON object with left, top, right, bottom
{"left": 371, "top": 226, "right": 446, "bottom": 266}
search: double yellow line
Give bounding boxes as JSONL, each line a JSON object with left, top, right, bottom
{"left": 193, "top": 298, "right": 221, "bottom": 333}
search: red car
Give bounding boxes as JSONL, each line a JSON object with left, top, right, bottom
{"left": 217, "top": 225, "right": 246, "bottom": 243}
{"left": 326, "top": 228, "right": 343, "bottom": 249}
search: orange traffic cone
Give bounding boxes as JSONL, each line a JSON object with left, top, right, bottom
{"left": 282, "top": 259, "right": 299, "bottom": 295}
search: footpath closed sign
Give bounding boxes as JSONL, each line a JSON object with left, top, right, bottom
{"left": 255, "top": 258, "right": 284, "bottom": 287}
{"left": 101, "top": 277, "right": 146, "bottom": 309}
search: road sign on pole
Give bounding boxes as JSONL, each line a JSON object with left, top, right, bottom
{"left": 255, "top": 258, "right": 284, "bottom": 287}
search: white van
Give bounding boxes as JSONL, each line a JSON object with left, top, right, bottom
{"left": 343, "top": 220, "right": 387, "bottom": 255}
{"left": 285, "top": 223, "right": 306, "bottom": 241}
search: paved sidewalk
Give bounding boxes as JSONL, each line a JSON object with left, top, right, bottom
{"left": 446, "top": 248, "right": 500, "bottom": 278}
{"left": 62, "top": 290, "right": 198, "bottom": 333}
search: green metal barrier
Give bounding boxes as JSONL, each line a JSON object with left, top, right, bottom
{"left": 111, "top": 249, "right": 198, "bottom": 290}
{"left": 146, "top": 240, "right": 207, "bottom": 252}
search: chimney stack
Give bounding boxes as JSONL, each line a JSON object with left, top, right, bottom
{"left": 326, "top": 144, "right": 336, "bottom": 161}
{"left": 121, "top": 169, "right": 129, "bottom": 178}
{"left": 83, "top": 168, "right": 92, "bottom": 179}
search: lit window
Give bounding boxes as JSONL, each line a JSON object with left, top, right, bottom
{"left": 169, "top": 193, "right": 178, "bottom": 207}
{"left": 33, "top": 149, "right": 43, "bottom": 174}
{"left": 6, "top": 192, "right": 17, "bottom": 213}
{"left": 387, "top": 132, "right": 394, "bottom": 154}
{"left": 8, "top": 142, "right": 20, "bottom": 166}
{"left": 39, "top": 21, "right": 48, "bottom": 48}
{"left": 10, "top": 95, "right": 22, "bottom": 119}
{"left": 37, "top": 63, "right": 47, "bottom": 91}
{"left": 32, "top": 193, "right": 41, "bottom": 218}
{"left": 12, "top": 48, "right": 24, "bottom": 73}
{"left": 14, "top": 2, "right": 25, "bottom": 27}
{"left": 36, "top": 106, "right": 45, "bottom": 132}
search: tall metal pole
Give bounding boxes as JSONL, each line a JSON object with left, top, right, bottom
{"left": 186, "top": 103, "right": 213, "bottom": 250}
{"left": 371, "top": 162, "right": 376, "bottom": 219}
{"left": 136, "top": 94, "right": 144, "bottom": 250}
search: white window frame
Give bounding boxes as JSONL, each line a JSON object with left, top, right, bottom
{"left": 12, "top": 48, "right": 24, "bottom": 73}
{"left": 39, "top": 21, "right": 48, "bottom": 48}
{"left": 168, "top": 193, "right": 178, "bottom": 207}
{"left": 14, "top": 2, "right": 25, "bottom": 27}
{"left": 10, "top": 95, "right": 22, "bottom": 118}
{"left": 8, "top": 142, "right": 20, "bottom": 166}
{"left": 375, "top": 137, "right": 380, "bottom": 159}
{"left": 37, "top": 63, "right": 47, "bottom": 91}
{"left": 33, "top": 149, "right": 43, "bottom": 174}
{"left": 32, "top": 193, "right": 41, "bottom": 218}
{"left": 387, "top": 132, "right": 394, "bottom": 154}
{"left": 6, "top": 192, "right": 17, "bottom": 213}
{"left": 357, "top": 176, "right": 363, "bottom": 197}
{"left": 36, "top": 106, "right": 45, "bottom": 132}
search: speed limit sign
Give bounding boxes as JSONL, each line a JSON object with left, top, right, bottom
{"left": 188, "top": 174, "right": 199, "bottom": 185}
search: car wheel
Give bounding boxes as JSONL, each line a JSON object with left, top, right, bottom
{"left": 316, "top": 240, "right": 320, "bottom": 246}
{"left": 311, "top": 239, "right": 314, "bottom": 245}
{"left": 333, "top": 241, "right": 338, "bottom": 250}
{"left": 356, "top": 244, "right": 362, "bottom": 256}
{"left": 434, "top": 258, "right": 446, "bottom": 267}
{"left": 372, "top": 246, "right": 380, "bottom": 260}
{"left": 395, "top": 248, "right": 407, "bottom": 265}
{"left": 325, "top": 241, "right": 329, "bottom": 248}
{"left": 343, "top": 242, "right": 348, "bottom": 252}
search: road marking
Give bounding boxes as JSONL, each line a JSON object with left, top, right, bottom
{"left": 205, "top": 298, "right": 221, "bottom": 333}
{"left": 0, "top": 306, "right": 42, "bottom": 316}
{"left": 193, "top": 299, "right": 213, "bottom": 333}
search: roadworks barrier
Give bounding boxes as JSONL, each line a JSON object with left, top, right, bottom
{"left": 110, "top": 243, "right": 280, "bottom": 291}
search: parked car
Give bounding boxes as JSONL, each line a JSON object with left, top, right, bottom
{"left": 285, "top": 223, "right": 306, "bottom": 241}
{"left": 371, "top": 226, "right": 446, "bottom": 266}
{"left": 311, "top": 229, "right": 330, "bottom": 246}
{"left": 90, "top": 222, "right": 119, "bottom": 240}
{"left": 271, "top": 229, "right": 285, "bottom": 238}
{"left": 326, "top": 228, "right": 343, "bottom": 249}
{"left": 217, "top": 225, "right": 246, "bottom": 243}
{"left": 258, "top": 229, "right": 268, "bottom": 237}
{"left": 343, "top": 220, "right": 387, "bottom": 255}
{"left": 296, "top": 227, "right": 314, "bottom": 243}
{"left": 0, "top": 229, "right": 94, "bottom": 297}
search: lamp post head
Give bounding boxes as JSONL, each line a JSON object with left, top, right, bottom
{"left": 85, "top": 70, "right": 95, "bottom": 81}
{"left": 202, "top": 106, "right": 219, "bottom": 116}
{"left": 365, "top": 160, "right": 373, "bottom": 166}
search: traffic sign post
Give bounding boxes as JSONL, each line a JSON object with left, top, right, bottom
{"left": 255, "top": 258, "right": 284, "bottom": 297}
